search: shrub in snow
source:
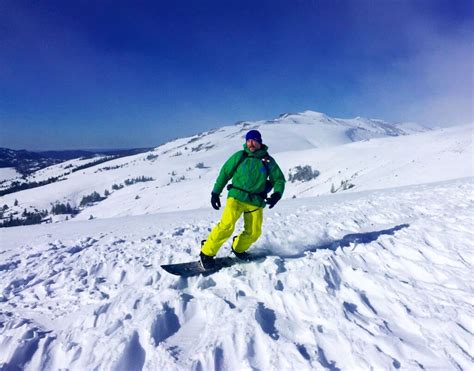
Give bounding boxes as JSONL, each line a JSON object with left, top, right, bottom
{"left": 96, "top": 164, "right": 124, "bottom": 172}
{"left": 112, "top": 183, "right": 124, "bottom": 191}
{"left": 169, "top": 175, "right": 186, "bottom": 184}
{"left": 146, "top": 153, "right": 159, "bottom": 161}
{"left": 187, "top": 136, "right": 200, "bottom": 144}
{"left": 72, "top": 156, "right": 119, "bottom": 173}
{"left": 52, "top": 202, "right": 69, "bottom": 215}
{"left": 0, "top": 176, "right": 61, "bottom": 197}
{"left": 1, "top": 209, "right": 48, "bottom": 228}
{"left": 80, "top": 192, "right": 104, "bottom": 207}
{"left": 331, "top": 180, "right": 355, "bottom": 193}
{"left": 288, "top": 165, "right": 320, "bottom": 183}
{"left": 124, "top": 176, "right": 154, "bottom": 186}
{"left": 341, "top": 179, "right": 355, "bottom": 190}
{"left": 51, "top": 202, "right": 79, "bottom": 215}
{"left": 192, "top": 143, "right": 215, "bottom": 152}
{"left": 195, "top": 162, "right": 208, "bottom": 169}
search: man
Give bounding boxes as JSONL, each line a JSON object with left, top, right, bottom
{"left": 200, "top": 129, "right": 286, "bottom": 269}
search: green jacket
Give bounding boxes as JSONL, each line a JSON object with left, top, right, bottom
{"left": 212, "top": 144, "right": 286, "bottom": 208}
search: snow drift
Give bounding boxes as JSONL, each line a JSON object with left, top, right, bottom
{"left": 0, "top": 111, "right": 473, "bottom": 370}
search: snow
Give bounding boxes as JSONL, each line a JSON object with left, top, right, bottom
{"left": 0, "top": 156, "right": 113, "bottom": 192}
{"left": 0, "top": 168, "right": 21, "bottom": 183}
{"left": 0, "top": 112, "right": 462, "bottom": 222}
{"left": 1, "top": 178, "right": 473, "bottom": 370}
{"left": 0, "top": 110, "right": 473, "bottom": 370}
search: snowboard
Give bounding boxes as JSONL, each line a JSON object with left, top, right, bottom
{"left": 161, "top": 254, "right": 266, "bottom": 277}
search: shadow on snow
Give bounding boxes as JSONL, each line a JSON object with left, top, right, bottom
{"left": 163, "top": 224, "right": 410, "bottom": 277}
{"left": 259, "top": 223, "right": 410, "bottom": 260}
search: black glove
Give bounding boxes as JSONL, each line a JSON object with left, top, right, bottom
{"left": 265, "top": 192, "right": 281, "bottom": 209}
{"left": 211, "top": 192, "right": 221, "bottom": 210}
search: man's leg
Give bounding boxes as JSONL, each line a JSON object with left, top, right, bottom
{"left": 201, "top": 198, "right": 243, "bottom": 256}
{"left": 232, "top": 207, "right": 263, "bottom": 253}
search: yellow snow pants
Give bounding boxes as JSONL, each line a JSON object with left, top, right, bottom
{"left": 201, "top": 197, "right": 263, "bottom": 257}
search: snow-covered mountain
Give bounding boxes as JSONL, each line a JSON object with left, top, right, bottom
{"left": 0, "top": 148, "right": 66, "bottom": 178}
{"left": 0, "top": 110, "right": 473, "bottom": 370}
{"left": 0, "top": 147, "right": 153, "bottom": 186}
{"left": 0, "top": 111, "right": 440, "bottom": 223}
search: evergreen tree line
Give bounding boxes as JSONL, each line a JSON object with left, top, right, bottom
{"left": 112, "top": 176, "right": 154, "bottom": 190}
{"left": 79, "top": 192, "right": 104, "bottom": 207}
{"left": 0, "top": 210, "right": 49, "bottom": 228}
{"left": 0, "top": 156, "right": 122, "bottom": 197}
{"left": 51, "top": 202, "right": 79, "bottom": 215}
{"left": 0, "top": 176, "right": 62, "bottom": 197}
{"left": 146, "top": 154, "right": 159, "bottom": 161}
{"left": 0, "top": 157, "right": 118, "bottom": 197}
{"left": 71, "top": 156, "right": 119, "bottom": 173}
{"left": 1, "top": 175, "right": 155, "bottom": 228}
{"left": 124, "top": 176, "right": 154, "bottom": 186}
{"left": 96, "top": 164, "right": 125, "bottom": 173}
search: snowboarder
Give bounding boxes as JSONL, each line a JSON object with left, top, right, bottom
{"left": 200, "top": 130, "right": 286, "bottom": 269}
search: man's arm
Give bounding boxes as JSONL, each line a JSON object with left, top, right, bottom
{"left": 212, "top": 151, "right": 244, "bottom": 195}
{"left": 268, "top": 157, "right": 286, "bottom": 196}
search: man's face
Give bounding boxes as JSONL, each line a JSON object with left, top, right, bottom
{"left": 246, "top": 139, "right": 262, "bottom": 152}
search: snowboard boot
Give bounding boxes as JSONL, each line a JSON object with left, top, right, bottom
{"left": 200, "top": 251, "right": 215, "bottom": 270}
{"left": 231, "top": 236, "right": 252, "bottom": 261}
{"left": 200, "top": 240, "right": 215, "bottom": 269}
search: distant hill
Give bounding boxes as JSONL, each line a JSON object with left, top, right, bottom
{"left": 0, "top": 147, "right": 154, "bottom": 176}
{"left": 0, "top": 148, "right": 63, "bottom": 176}
{"left": 2, "top": 109, "right": 470, "bottom": 227}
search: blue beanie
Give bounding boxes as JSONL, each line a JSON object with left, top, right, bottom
{"left": 245, "top": 130, "right": 262, "bottom": 144}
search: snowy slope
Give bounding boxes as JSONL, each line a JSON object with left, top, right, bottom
{"left": 0, "top": 155, "right": 112, "bottom": 191}
{"left": 0, "top": 111, "right": 437, "bottom": 220}
{"left": 0, "top": 177, "right": 472, "bottom": 370}
{"left": 0, "top": 168, "right": 20, "bottom": 183}
{"left": 0, "top": 122, "right": 469, "bottom": 222}
{"left": 1, "top": 110, "right": 473, "bottom": 370}
{"left": 278, "top": 124, "right": 473, "bottom": 198}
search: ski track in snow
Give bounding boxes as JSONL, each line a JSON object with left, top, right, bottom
{"left": 0, "top": 178, "right": 473, "bottom": 370}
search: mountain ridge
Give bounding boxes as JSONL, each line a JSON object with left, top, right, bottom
{"left": 0, "top": 111, "right": 470, "bottom": 227}
{"left": 0, "top": 147, "right": 155, "bottom": 176}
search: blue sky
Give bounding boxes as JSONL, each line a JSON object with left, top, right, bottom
{"left": 1, "top": 0, "right": 472, "bottom": 150}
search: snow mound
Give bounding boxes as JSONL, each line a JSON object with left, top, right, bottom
{"left": 1, "top": 178, "right": 473, "bottom": 370}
